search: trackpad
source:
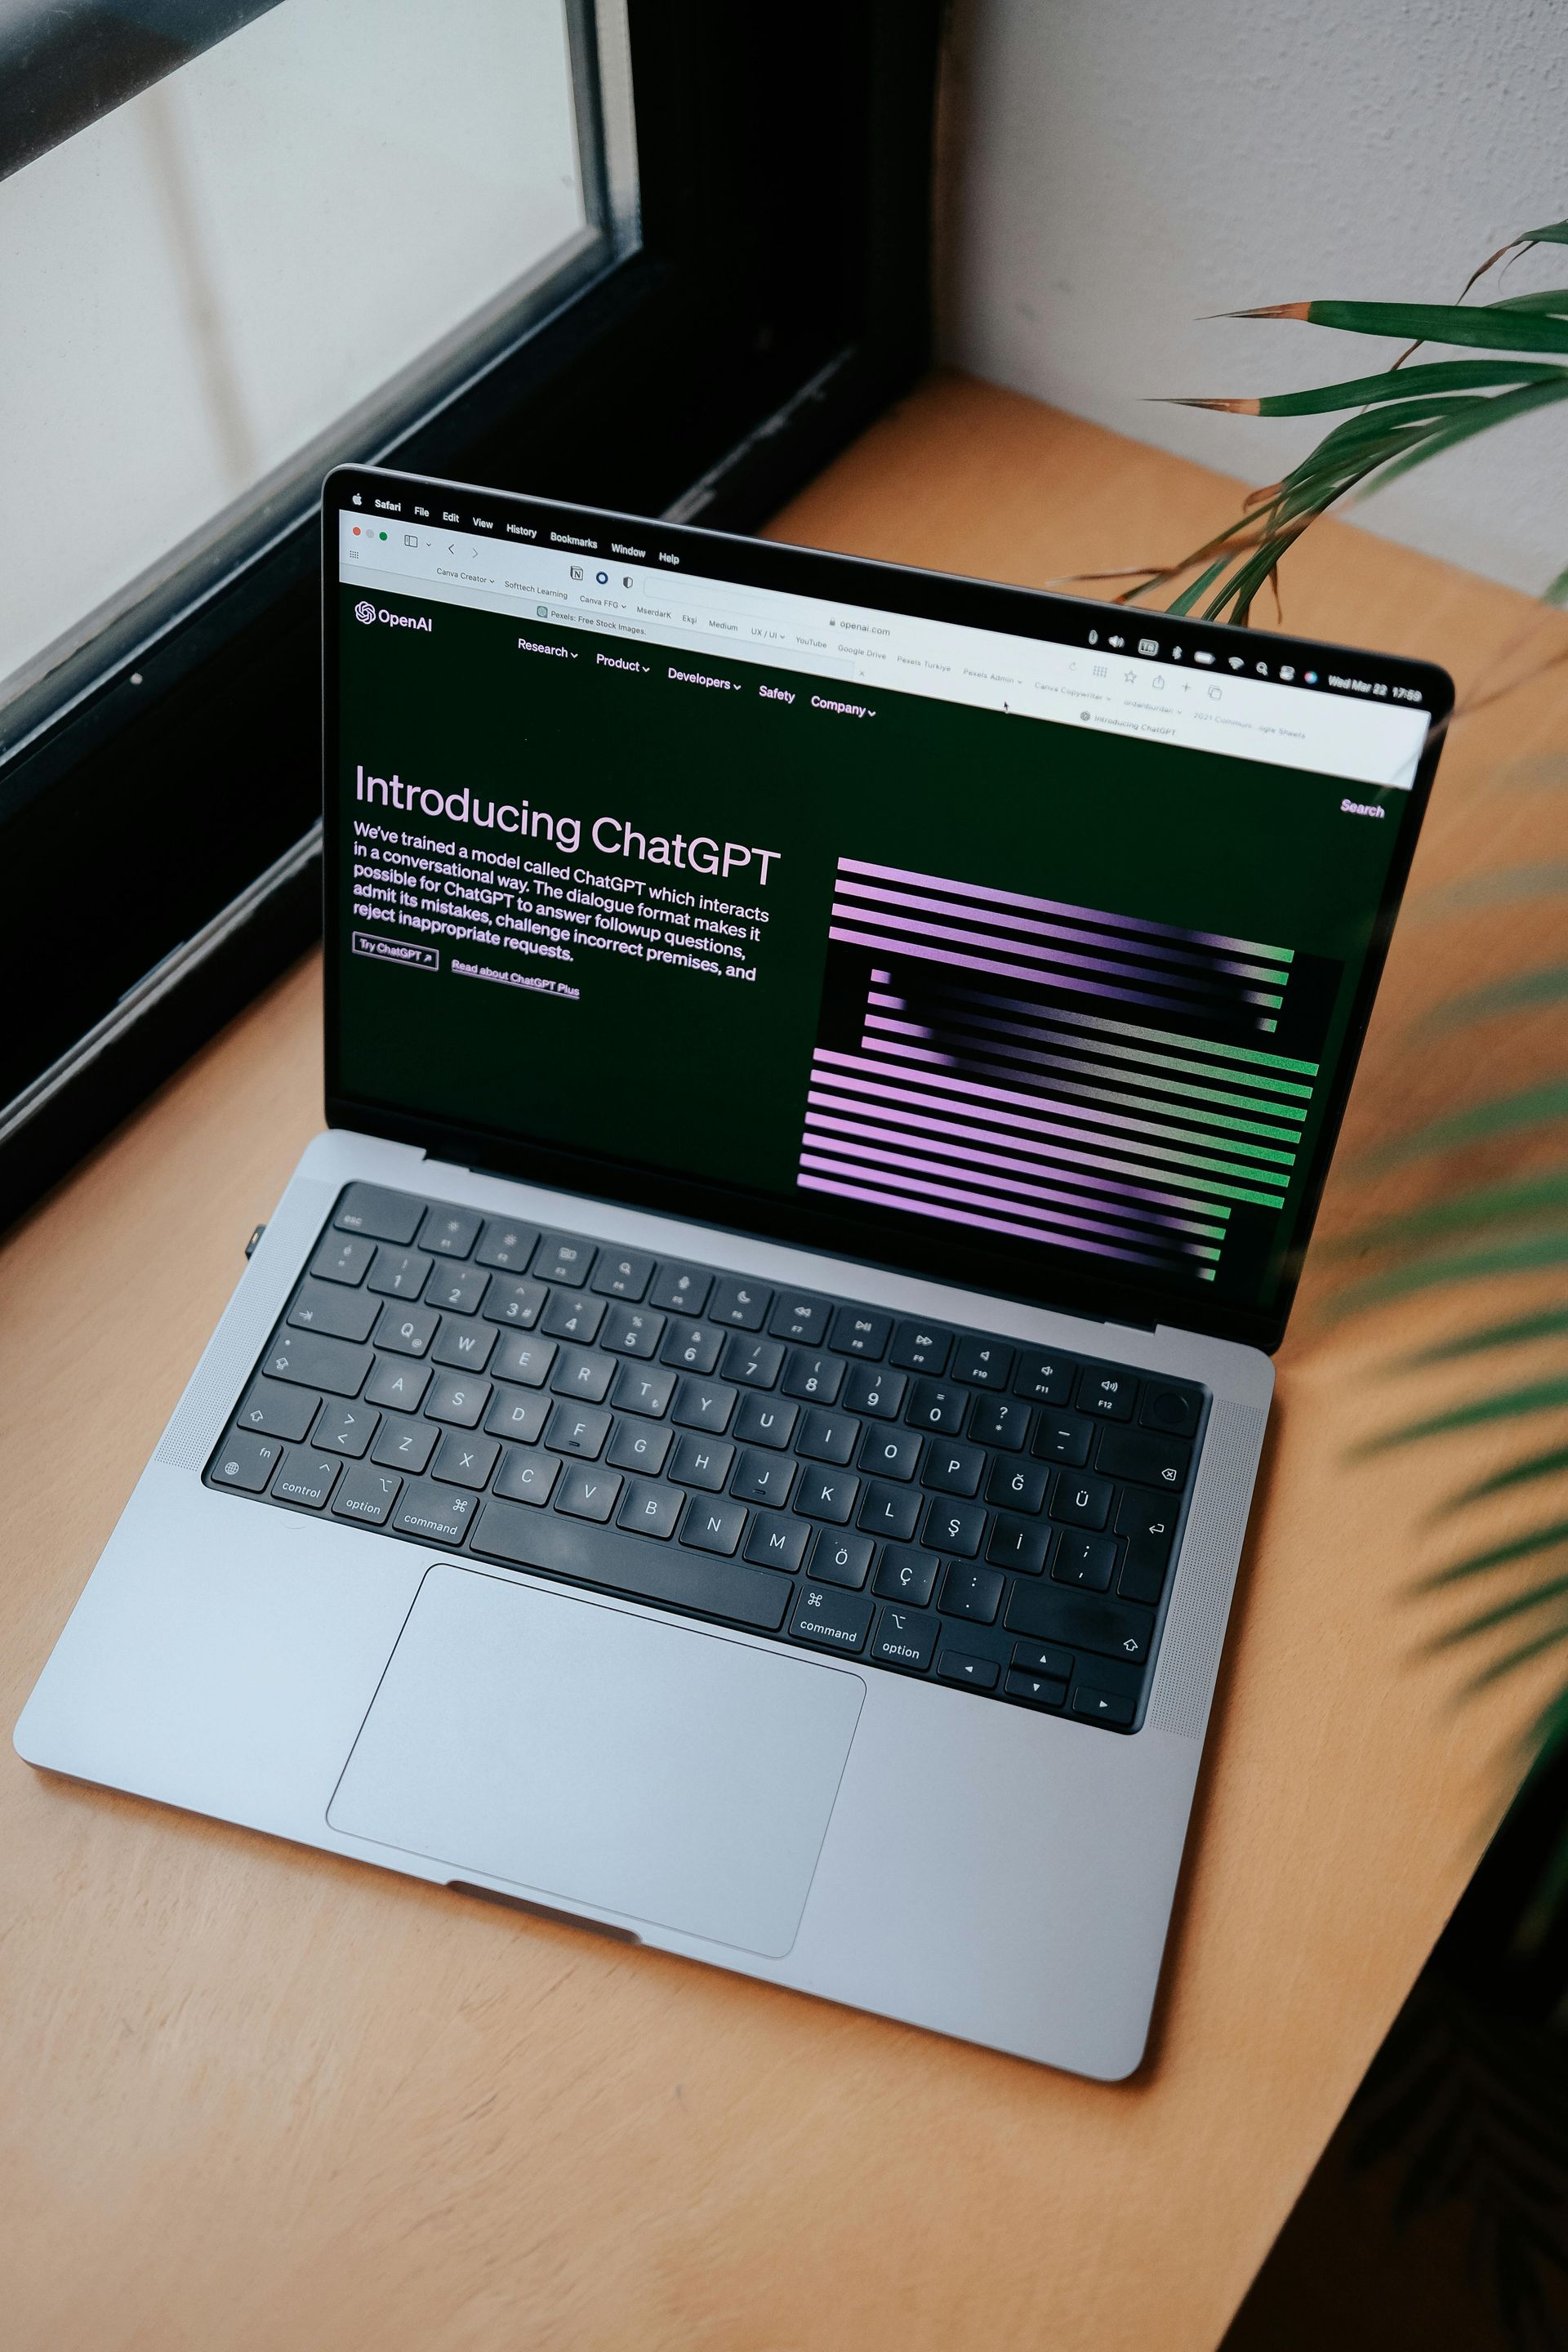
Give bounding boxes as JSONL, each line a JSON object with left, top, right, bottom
{"left": 328, "top": 1564, "right": 864, "bottom": 1957}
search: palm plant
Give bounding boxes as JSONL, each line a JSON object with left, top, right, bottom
{"left": 1092, "top": 217, "right": 1568, "bottom": 622}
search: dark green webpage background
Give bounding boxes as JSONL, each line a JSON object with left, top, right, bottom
{"left": 334, "top": 581, "right": 1412, "bottom": 1314}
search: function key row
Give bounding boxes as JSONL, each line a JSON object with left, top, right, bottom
{"left": 326, "top": 1186, "right": 1200, "bottom": 1436}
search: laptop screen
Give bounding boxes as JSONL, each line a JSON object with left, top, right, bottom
{"left": 324, "top": 469, "right": 1450, "bottom": 1346}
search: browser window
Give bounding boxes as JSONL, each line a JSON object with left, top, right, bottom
{"left": 327, "top": 474, "right": 1446, "bottom": 1328}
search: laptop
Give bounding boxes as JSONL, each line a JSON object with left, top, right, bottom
{"left": 15, "top": 463, "right": 1452, "bottom": 2078}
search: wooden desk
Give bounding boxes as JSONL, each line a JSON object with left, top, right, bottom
{"left": 6, "top": 376, "right": 1567, "bottom": 2352}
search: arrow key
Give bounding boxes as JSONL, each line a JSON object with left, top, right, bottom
{"left": 1004, "top": 1668, "right": 1067, "bottom": 1710}
{"left": 1071, "top": 1687, "right": 1136, "bottom": 1729}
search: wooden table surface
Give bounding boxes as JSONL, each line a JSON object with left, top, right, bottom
{"left": 6, "top": 375, "right": 1568, "bottom": 2352}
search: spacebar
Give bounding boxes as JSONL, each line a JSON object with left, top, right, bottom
{"left": 470, "top": 1500, "right": 793, "bottom": 1631}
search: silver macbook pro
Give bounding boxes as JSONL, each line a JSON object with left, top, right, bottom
{"left": 15, "top": 466, "right": 1451, "bottom": 2078}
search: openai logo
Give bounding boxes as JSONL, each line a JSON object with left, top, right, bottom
{"left": 354, "top": 599, "right": 376, "bottom": 626}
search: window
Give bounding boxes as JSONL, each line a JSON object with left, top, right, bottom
{"left": 0, "top": 0, "right": 942, "bottom": 1229}
{"left": 1, "top": 0, "right": 637, "bottom": 729}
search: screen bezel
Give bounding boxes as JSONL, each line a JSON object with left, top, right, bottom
{"left": 321, "top": 461, "right": 1454, "bottom": 1354}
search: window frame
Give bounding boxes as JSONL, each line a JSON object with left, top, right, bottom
{"left": 0, "top": 0, "right": 943, "bottom": 1232}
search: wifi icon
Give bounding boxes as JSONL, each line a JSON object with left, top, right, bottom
{"left": 1227, "top": 656, "right": 1245, "bottom": 670}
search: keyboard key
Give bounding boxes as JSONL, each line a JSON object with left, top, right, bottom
{"left": 1072, "top": 1688, "right": 1136, "bottom": 1729}
{"left": 857, "top": 1481, "right": 922, "bottom": 1543}
{"left": 791, "top": 1585, "right": 873, "bottom": 1654}
{"left": 612, "top": 1363, "right": 676, "bottom": 1419}
{"left": 1031, "top": 1413, "right": 1093, "bottom": 1465}
{"left": 795, "top": 1468, "right": 859, "bottom": 1524}
{"left": 532, "top": 1235, "right": 596, "bottom": 1286}
{"left": 1004, "top": 1669, "right": 1067, "bottom": 1711}
{"left": 212, "top": 1429, "right": 283, "bottom": 1490}
{"left": 986, "top": 1457, "right": 1048, "bottom": 1514}
{"left": 474, "top": 1500, "right": 791, "bottom": 1629}
{"left": 968, "top": 1395, "right": 1030, "bottom": 1451}
{"left": 261, "top": 1331, "right": 372, "bottom": 1396}
{"left": 939, "top": 1564, "right": 1003, "bottom": 1624}
{"left": 616, "top": 1481, "right": 684, "bottom": 1540}
{"left": 660, "top": 1321, "right": 724, "bottom": 1375}
{"left": 1077, "top": 1367, "right": 1137, "bottom": 1420}
{"left": 922, "top": 1441, "right": 985, "bottom": 1498}
{"left": 424, "top": 1371, "right": 492, "bottom": 1427}
{"left": 376, "top": 1303, "right": 439, "bottom": 1357}
{"left": 475, "top": 1218, "right": 540, "bottom": 1272}
{"left": 554, "top": 1466, "right": 622, "bottom": 1522}
{"left": 708, "top": 1277, "right": 771, "bottom": 1330}
{"left": 648, "top": 1264, "right": 711, "bottom": 1316}
{"left": 1053, "top": 1473, "right": 1112, "bottom": 1530}
{"left": 808, "top": 1530, "right": 874, "bottom": 1589}
{"left": 496, "top": 1335, "right": 564, "bottom": 1383}
{"left": 670, "top": 1435, "right": 734, "bottom": 1491}
{"left": 590, "top": 1249, "right": 653, "bottom": 1300}
{"left": 287, "top": 1281, "right": 379, "bottom": 1343}
{"left": 1013, "top": 1352, "right": 1077, "bottom": 1405}
{"left": 920, "top": 1498, "right": 985, "bottom": 1557}
{"left": 986, "top": 1516, "right": 1050, "bottom": 1575}
{"left": 680, "top": 1499, "right": 746, "bottom": 1556}
{"left": 843, "top": 1362, "right": 906, "bottom": 1419}
{"left": 607, "top": 1419, "right": 675, "bottom": 1476}
{"left": 270, "top": 1450, "right": 341, "bottom": 1509}
{"left": 733, "top": 1393, "right": 798, "bottom": 1450}
{"left": 1095, "top": 1426, "right": 1192, "bottom": 1492}
{"left": 721, "top": 1332, "right": 784, "bottom": 1388}
{"left": 313, "top": 1401, "right": 378, "bottom": 1457}
{"left": 890, "top": 1321, "right": 951, "bottom": 1374}
{"left": 419, "top": 1206, "right": 481, "bottom": 1259}
{"left": 427, "top": 1264, "right": 489, "bottom": 1316}
{"left": 768, "top": 1295, "right": 831, "bottom": 1343}
{"left": 873, "top": 1547, "right": 939, "bottom": 1607}
{"left": 368, "top": 1247, "right": 431, "bottom": 1300}
{"left": 935, "top": 1651, "right": 997, "bottom": 1690}
{"left": 493, "top": 1450, "right": 559, "bottom": 1505}
{"left": 906, "top": 1380, "right": 965, "bottom": 1434}
{"left": 311, "top": 1232, "right": 376, "bottom": 1287}
{"left": 1053, "top": 1534, "right": 1117, "bottom": 1592}
{"left": 543, "top": 1291, "right": 607, "bottom": 1345}
{"left": 545, "top": 1403, "right": 611, "bottom": 1459}
{"left": 796, "top": 1409, "right": 860, "bottom": 1466}
{"left": 743, "top": 1514, "right": 811, "bottom": 1573}
{"left": 484, "top": 1388, "right": 550, "bottom": 1446}
{"left": 332, "top": 1463, "right": 403, "bottom": 1526}
{"left": 433, "top": 1432, "right": 499, "bottom": 1489}
{"left": 671, "top": 1377, "right": 736, "bottom": 1435}
{"left": 782, "top": 1349, "right": 844, "bottom": 1405}
{"left": 951, "top": 1338, "right": 1013, "bottom": 1388}
{"left": 831, "top": 1306, "right": 890, "bottom": 1360}
{"left": 393, "top": 1480, "right": 480, "bottom": 1543}
{"left": 1011, "top": 1640, "right": 1075, "bottom": 1681}
{"left": 334, "top": 1183, "right": 423, "bottom": 1244}
{"left": 365, "top": 1359, "right": 432, "bottom": 1414}
{"left": 730, "top": 1450, "right": 796, "bottom": 1509}
{"left": 858, "top": 1424, "right": 921, "bottom": 1481}
{"left": 549, "top": 1348, "right": 615, "bottom": 1404}
{"left": 602, "top": 1304, "right": 665, "bottom": 1359}
{"left": 371, "top": 1416, "right": 438, "bottom": 1474}
{"left": 1119, "top": 1544, "right": 1169, "bottom": 1606}
{"left": 1141, "top": 1383, "right": 1202, "bottom": 1437}
{"left": 1004, "top": 1585, "right": 1151, "bottom": 1664}
{"left": 482, "top": 1277, "right": 548, "bottom": 1328}
{"left": 871, "top": 1607, "right": 938, "bottom": 1671}
{"left": 431, "top": 1320, "right": 497, "bottom": 1373}
{"left": 235, "top": 1377, "right": 317, "bottom": 1441}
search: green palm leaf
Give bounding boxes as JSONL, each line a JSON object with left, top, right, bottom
{"left": 1356, "top": 1379, "right": 1568, "bottom": 1452}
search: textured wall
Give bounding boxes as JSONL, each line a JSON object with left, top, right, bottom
{"left": 940, "top": 0, "right": 1568, "bottom": 595}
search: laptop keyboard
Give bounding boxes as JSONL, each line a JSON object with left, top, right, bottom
{"left": 204, "top": 1183, "right": 1208, "bottom": 1732}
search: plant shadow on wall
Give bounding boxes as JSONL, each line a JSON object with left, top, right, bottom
{"left": 1102, "top": 220, "right": 1568, "bottom": 2352}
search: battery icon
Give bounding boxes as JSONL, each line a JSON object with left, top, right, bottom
{"left": 1193, "top": 649, "right": 1216, "bottom": 666}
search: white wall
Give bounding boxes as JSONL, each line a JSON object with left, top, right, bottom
{"left": 940, "top": 0, "right": 1568, "bottom": 596}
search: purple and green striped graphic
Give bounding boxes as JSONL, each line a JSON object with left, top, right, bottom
{"left": 795, "top": 857, "right": 1331, "bottom": 1287}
